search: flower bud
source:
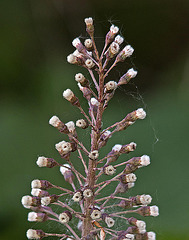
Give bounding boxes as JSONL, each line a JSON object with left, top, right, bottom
{"left": 103, "top": 165, "right": 116, "bottom": 175}
{"left": 85, "top": 59, "right": 95, "bottom": 69}
{"left": 63, "top": 89, "right": 80, "bottom": 107}
{"left": 135, "top": 194, "right": 152, "bottom": 205}
{"left": 60, "top": 164, "right": 74, "bottom": 184}
{"left": 36, "top": 157, "right": 58, "bottom": 168}
{"left": 31, "top": 189, "right": 49, "bottom": 198}
{"left": 98, "top": 130, "right": 112, "bottom": 148}
{"left": 117, "top": 45, "right": 134, "bottom": 62}
{"left": 102, "top": 214, "right": 115, "bottom": 228}
{"left": 136, "top": 206, "right": 159, "bottom": 217}
{"left": 41, "top": 195, "right": 59, "bottom": 206}
{"left": 28, "top": 212, "right": 48, "bottom": 222}
{"left": 76, "top": 119, "right": 89, "bottom": 129}
{"left": 118, "top": 68, "right": 138, "bottom": 85}
{"left": 31, "top": 180, "right": 52, "bottom": 190}
{"left": 106, "top": 144, "right": 122, "bottom": 164}
{"left": 75, "top": 73, "right": 89, "bottom": 87}
{"left": 115, "top": 35, "right": 124, "bottom": 45}
{"left": 78, "top": 84, "right": 92, "bottom": 100}
{"left": 59, "top": 211, "right": 72, "bottom": 223}
{"left": 146, "top": 231, "right": 156, "bottom": 240}
{"left": 55, "top": 141, "right": 72, "bottom": 155}
{"left": 114, "top": 182, "right": 134, "bottom": 195}
{"left": 104, "top": 81, "right": 117, "bottom": 93}
{"left": 106, "top": 42, "right": 120, "bottom": 59}
{"left": 26, "top": 229, "right": 45, "bottom": 239}
{"left": 83, "top": 187, "right": 93, "bottom": 198}
{"left": 106, "top": 25, "right": 119, "bottom": 44}
{"left": 89, "top": 150, "right": 99, "bottom": 160}
{"left": 84, "top": 39, "right": 93, "bottom": 51}
{"left": 124, "top": 108, "right": 146, "bottom": 122}
{"left": 84, "top": 17, "right": 94, "bottom": 35}
{"left": 90, "top": 207, "right": 102, "bottom": 220}
{"left": 127, "top": 217, "right": 146, "bottom": 234}
{"left": 120, "top": 173, "right": 137, "bottom": 184}
{"left": 21, "top": 195, "right": 41, "bottom": 208}
{"left": 49, "top": 116, "right": 69, "bottom": 134}
{"left": 119, "top": 142, "right": 137, "bottom": 154}
{"left": 72, "top": 190, "right": 83, "bottom": 202}
{"left": 67, "top": 54, "right": 78, "bottom": 64}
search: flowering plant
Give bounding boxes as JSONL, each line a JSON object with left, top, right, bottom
{"left": 22, "top": 17, "right": 159, "bottom": 240}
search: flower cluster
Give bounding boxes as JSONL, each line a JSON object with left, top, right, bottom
{"left": 22, "top": 17, "right": 159, "bottom": 240}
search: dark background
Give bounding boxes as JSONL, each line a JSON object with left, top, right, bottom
{"left": 1, "top": 0, "right": 189, "bottom": 239}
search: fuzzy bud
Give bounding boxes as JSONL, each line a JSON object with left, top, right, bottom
{"left": 84, "top": 39, "right": 93, "bottom": 51}
{"left": 26, "top": 229, "right": 45, "bottom": 239}
{"left": 89, "top": 150, "right": 99, "bottom": 160}
{"left": 140, "top": 155, "right": 150, "bottom": 167}
{"left": 103, "top": 165, "right": 116, "bottom": 175}
{"left": 106, "top": 42, "right": 120, "bottom": 59}
{"left": 41, "top": 195, "right": 59, "bottom": 206}
{"left": 98, "top": 130, "right": 112, "bottom": 148}
{"left": 118, "top": 68, "right": 138, "bottom": 85}
{"left": 72, "top": 190, "right": 83, "bottom": 202}
{"left": 106, "top": 144, "right": 122, "bottom": 164}
{"left": 31, "top": 189, "right": 49, "bottom": 198}
{"left": 55, "top": 141, "right": 72, "bottom": 155}
{"left": 59, "top": 211, "right": 72, "bottom": 223}
{"left": 65, "top": 121, "right": 76, "bottom": 135}
{"left": 83, "top": 187, "right": 93, "bottom": 198}
{"left": 72, "top": 38, "right": 81, "bottom": 48}
{"left": 63, "top": 89, "right": 80, "bottom": 106}
{"left": 137, "top": 206, "right": 159, "bottom": 217}
{"left": 119, "top": 142, "right": 137, "bottom": 154}
{"left": 117, "top": 45, "right": 134, "bottom": 62}
{"left": 102, "top": 214, "right": 115, "bottom": 228}
{"left": 76, "top": 119, "right": 89, "bottom": 129}
{"left": 85, "top": 59, "right": 95, "bottom": 69}
{"left": 115, "top": 35, "right": 124, "bottom": 45}
{"left": 36, "top": 157, "right": 58, "bottom": 168}
{"left": 75, "top": 73, "right": 89, "bottom": 87}
{"left": 120, "top": 173, "right": 137, "bottom": 184}
{"left": 28, "top": 212, "right": 47, "bottom": 222}
{"left": 106, "top": 25, "right": 119, "bottom": 44}
{"left": 127, "top": 217, "right": 146, "bottom": 234}
{"left": 146, "top": 232, "right": 156, "bottom": 240}
{"left": 60, "top": 164, "right": 74, "bottom": 184}
{"left": 49, "top": 116, "right": 69, "bottom": 134}
{"left": 114, "top": 182, "right": 135, "bottom": 195}
{"left": 125, "top": 108, "right": 146, "bottom": 122}
{"left": 31, "top": 180, "right": 52, "bottom": 190}
{"left": 90, "top": 208, "right": 102, "bottom": 220}
{"left": 67, "top": 54, "right": 78, "bottom": 64}
{"left": 104, "top": 81, "right": 117, "bottom": 93}
{"left": 21, "top": 195, "right": 41, "bottom": 208}
{"left": 85, "top": 17, "right": 94, "bottom": 35}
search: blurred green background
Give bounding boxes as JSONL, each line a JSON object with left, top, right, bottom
{"left": 1, "top": 0, "right": 189, "bottom": 239}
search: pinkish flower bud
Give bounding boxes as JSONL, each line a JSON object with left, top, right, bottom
{"left": 60, "top": 164, "right": 74, "bottom": 184}
{"left": 28, "top": 212, "right": 48, "bottom": 222}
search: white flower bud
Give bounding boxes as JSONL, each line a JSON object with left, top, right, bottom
{"left": 36, "top": 157, "right": 48, "bottom": 167}
{"left": 65, "top": 121, "right": 75, "bottom": 133}
{"left": 136, "top": 220, "right": 146, "bottom": 233}
{"left": 90, "top": 97, "right": 99, "bottom": 106}
{"left": 90, "top": 208, "right": 102, "bottom": 220}
{"left": 31, "top": 180, "right": 41, "bottom": 189}
{"left": 21, "top": 195, "right": 33, "bottom": 207}
{"left": 139, "top": 194, "right": 152, "bottom": 205}
{"left": 136, "top": 108, "right": 146, "bottom": 119}
{"left": 60, "top": 164, "right": 71, "bottom": 175}
{"left": 67, "top": 54, "right": 77, "bottom": 64}
{"left": 59, "top": 211, "right": 72, "bottom": 223}
{"left": 31, "top": 189, "right": 49, "bottom": 197}
{"left": 55, "top": 141, "right": 72, "bottom": 154}
{"left": 28, "top": 212, "right": 46, "bottom": 222}
{"left": 83, "top": 188, "right": 93, "bottom": 198}
{"left": 126, "top": 173, "right": 137, "bottom": 183}
{"left": 127, "top": 68, "right": 138, "bottom": 78}
{"left": 115, "top": 35, "right": 124, "bottom": 45}
{"left": 76, "top": 119, "right": 88, "bottom": 129}
{"left": 109, "top": 42, "right": 120, "bottom": 55}
{"left": 150, "top": 206, "right": 159, "bottom": 216}
{"left": 75, "top": 73, "right": 85, "bottom": 83}
{"left": 122, "top": 45, "right": 134, "bottom": 58}
{"left": 105, "top": 81, "right": 117, "bottom": 92}
{"left": 72, "top": 38, "right": 81, "bottom": 48}
{"left": 147, "top": 231, "right": 156, "bottom": 240}
{"left": 128, "top": 182, "right": 135, "bottom": 188}
{"left": 105, "top": 216, "right": 115, "bottom": 228}
{"left": 49, "top": 116, "right": 61, "bottom": 127}
{"left": 124, "top": 234, "right": 135, "bottom": 240}
{"left": 72, "top": 190, "right": 83, "bottom": 202}
{"left": 41, "top": 196, "right": 51, "bottom": 206}
{"left": 103, "top": 165, "right": 116, "bottom": 175}
{"left": 112, "top": 144, "right": 122, "bottom": 152}
{"left": 127, "top": 142, "right": 137, "bottom": 152}
{"left": 84, "top": 39, "right": 93, "bottom": 49}
{"left": 85, "top": 59, "right": 95, "bottom": 69}
{"left": 110, "top": 25, "right": 119, "bottom": 34}
{"left": 26, "top": 229, "right": 44, "bottom": 239}
{"left": 89, "top": 150, "right": 99, "bottom": 160}
{"left": 140, "top": 155, "right": 150, "bottom": 166}
{"left": 63, "top": 89, "right": 74, "bottom": 101}
{"left": 73, "top": 49, "right": 82, "bottom": 57}
{"left": 85, "top": 17, "right": 93, "bottom": 25}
